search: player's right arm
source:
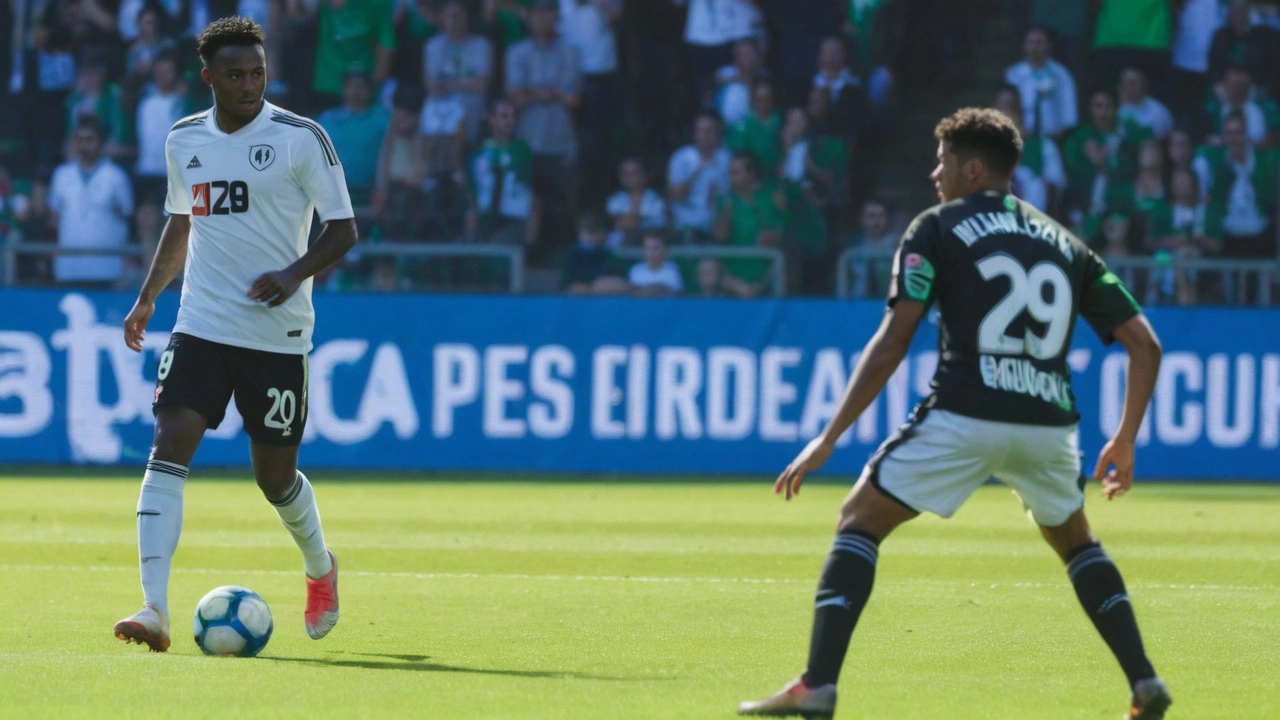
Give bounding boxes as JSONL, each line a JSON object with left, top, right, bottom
{"left": 125, "top": 132, "right": 195, "bottom": 352}
{"left": 125, "top": 213, "right": 190, "bottom": 352}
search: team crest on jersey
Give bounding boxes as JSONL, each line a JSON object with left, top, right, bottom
{"left": 249, "top": 145, "right": 275, "bottom": 171}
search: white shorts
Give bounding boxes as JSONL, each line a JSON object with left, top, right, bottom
{"left": 861, "top": 408, "right": 1084, "bottom": 527}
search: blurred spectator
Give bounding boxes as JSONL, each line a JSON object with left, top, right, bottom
{"left": 667, "top": 111, "right": 730, "bottom": 242}
{"left": 1118, "top": 67, "right": 1174, "bottom": 140}
{"left": 506, "top": 0, "right": 581, "bottom": 250}
{"left": 1064, "top": 89, "right": 1151, "bottom": 230}
{"left": 1209, "top": 0, "right": 1280, "bottom": 98}
{"left": 999, "top": 100, "right": 1066, "bottom": 216}
{"left": 117, "top": 0, "right": 178, "bottom": 42}
{"left": 1004, "top": 26, "right": 1077, "bottom": 139}
{"left": 847, "top": 198, "right": 897, "bottom": 297}
{"left": 312, "top": 0, "right": 396, "bottom": 107}
{"left": 714, "top": 150, "right": 784, "bottom": 288}
{"left": 630, "top": 0, "right": 685, "bottom": 152}
{"left": 2, "top": 170, "right": 55, "bottom": 283}
{"left": 606, "top": 157, "right": 668, "bottom": 249}
{"left": 1097, "top": 211, "right": 1133, "bottom": 258}
{"left": 1192, "top": 112, "right": 1279, "bottom": 274}
{"left": 124, "top": 4, "right": 174, "bottom": 91}
{"left": 424, "top": 0, "right": 493, "bottom": 142}
{"left": 562, "top": 210, "right": 628, "bottom": 293}
{"left": 726, "top": 79, "right": 782, "bottom": 175}
{"left": 369, "top": 256, "right": 406, "bottom": 292}
{"left": 678, "top": 0, "right": 764, "bottom": 112}
{"left": 134, "top": 51, "right": 192, "bottom": 248}
{"left": 1166, "top": 129, "right": 1196, "bottom": 177}
{"left": 1091, "top": 0, "right": 1173, "bottom": 100}
{"left": 691, "top": 255, "right": 755, "bottom": 298}
{"left": 1171, "top": 0, "right": 1221, "bottom": 128}
{"left": 374, "top": 86, "right": 430, "bottom": 238}
{"left": 466, "top": 98, "right": 540, "bottom": 246}
{"left": 48, "top": 117, "right": 134, "bottom": 285}
{"left": 1028, "top": 0, "right": 1089, "bottom": 75}
{"left": 557, "top": 0, "right": 622, "bottom": 206}
{"left": 712, "top": 38, "right": 764, "bottom": 127}
{"left": 482, "top": 0, "right": 528, "bottom": 49}
{"left": 317, "top": 72, "right": 391, "bottom": 205}
{"left": 775, "top": 0, "right": 843, "bottom": 107}
{"left": 65, "top": 54, "right": 131, "bottom": 162}
{"left": 1205, "top": 65, "right": 1280, "bottom": 148}
{"left": 803, "top": 84, "right": 853, "bottom": 215}
{"left": 811, "top": 37, "right": 865, "bottom": 142}
{"left": 628, "top": 231, "right": 684, "bottom": 295}
{"left": 778, "top": 107, "right": 829, "bottom": 293}
{"left": 1146, "top": 168, "right": 1223, "bottom": 304}
{"left": 419, "top": 72, "right": 469, "bottom": 186}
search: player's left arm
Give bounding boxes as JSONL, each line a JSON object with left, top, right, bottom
{"left": 249, "top": 126, "right": 358, "bottom": 307}
{"left": 774, "top": 300, "right": 926, "bottom": 500}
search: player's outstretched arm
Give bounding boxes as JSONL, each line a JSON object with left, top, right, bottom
{"left": 774, "top": 300, "right": 927, "bottom": 500}
{"left": 1093, "top": 314, "right": 1162, "bottom": 500}
{"left": 124, "top": 213, "right": 191, "bottom": 352}
{"left": 248, "top": 218, "right": 357, "bottom": 307}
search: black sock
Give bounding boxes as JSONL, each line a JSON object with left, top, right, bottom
{"left": 802, "top": 530, "right": 879, "bottom": 688}
{"left": 1066, "top": 543, "right": 1156, "bottom": 687}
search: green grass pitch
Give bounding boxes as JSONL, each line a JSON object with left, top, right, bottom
{"left": 0, "top": 474, "right": 1276, "bottom": 719}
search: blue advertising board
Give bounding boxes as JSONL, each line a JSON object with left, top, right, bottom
{"left": 1, "top": 290, "right": 1276, "bottom": 479}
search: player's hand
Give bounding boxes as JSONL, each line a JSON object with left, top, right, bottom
{"left": 1092, "top": 436, "right": 1135, "bottom": 501}
{"left": 248, "top": 269, "right": 302, "bottom": 307}
{"left": 123, "top": 300, "right": 154, "bottom": 352}
{"left": 774, "top": 435, "right": 836, "bottom": 501}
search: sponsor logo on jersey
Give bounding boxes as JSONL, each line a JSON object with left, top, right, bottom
{"left": 249, "top": 145, "right": 275, "bottom": 171}
{"left": 979, "top": 355, "right": 1073, "bottom": 410}
{"left": 901, "top": 253, "right": 935, "bottom": 302}
{"left": 187, "top": 156, "right": 202, "bottom": 169}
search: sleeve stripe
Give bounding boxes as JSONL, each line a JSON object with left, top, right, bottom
{"left": 270, "top": 112, "right": 339, "bottom": 166}
{"left": 170, "top": 112, "right": 209, "bottom": 133}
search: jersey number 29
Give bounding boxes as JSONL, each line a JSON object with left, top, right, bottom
{"left": 976, "top": 254, "right": 1071, "bottom": 359}
{"left": 191, "top": 181, "right": 250, "bottom": 216}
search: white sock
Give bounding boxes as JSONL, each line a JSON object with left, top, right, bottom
{"left": 271, "top": 471, "right": 332, "bottom": 579}
{"left": 137, "top": 460, "right": 186, "bottom": 618}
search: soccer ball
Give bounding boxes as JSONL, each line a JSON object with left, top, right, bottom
{"left": 193, "top": 585, "right": 273, "bottom": 657}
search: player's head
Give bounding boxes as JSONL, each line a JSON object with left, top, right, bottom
{"left": 71, "top": 116, "right": 106, "bottom": 165}
{"left": 931, "top": 107, "right": 1022, "bottom": 202}
{"left": 198, "top": 16, "right": 267, "bottom": 122}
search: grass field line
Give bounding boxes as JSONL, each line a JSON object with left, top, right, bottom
{"left": 0, "top": 562, "right": 1273, "bottom": 593}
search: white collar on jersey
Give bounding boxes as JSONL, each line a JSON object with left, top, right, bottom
{"left": 205, "top": 99, "right": 279, "bottom": 137}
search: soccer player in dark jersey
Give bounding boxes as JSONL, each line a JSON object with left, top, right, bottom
{"left": 738, "top": 108, "right": 1171, "bottom": 720}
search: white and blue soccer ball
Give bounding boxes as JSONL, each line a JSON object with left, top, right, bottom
{"left": 193, "top": 586, "right": 273, "bottom": 657}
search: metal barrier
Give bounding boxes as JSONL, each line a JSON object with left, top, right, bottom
{"left": 612, "top": 245, "right": 787, "bottom": 298}
{"left": 837, "top": 246, "right": 1280, "bottom": 305}
{"left": 4, "top": 241, "right": 526, "bottom": 294}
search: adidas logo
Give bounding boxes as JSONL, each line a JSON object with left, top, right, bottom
{"left": 187, "top": 156, "right": 202, "bottom": 169}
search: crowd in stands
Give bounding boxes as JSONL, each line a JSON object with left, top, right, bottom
{"left": 0, "top": 0, "right": 1276, "bottom": 304}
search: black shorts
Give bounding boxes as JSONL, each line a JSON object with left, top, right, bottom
{"left": 153, "top": 332, "right": 308, "bottom": 446}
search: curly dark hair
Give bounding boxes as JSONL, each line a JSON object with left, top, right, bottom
{"left": 197, "top": 16, "right": 266, "bottom": 66}
{"left": 934, "top": 107, "right": 1023, "bottom": 178}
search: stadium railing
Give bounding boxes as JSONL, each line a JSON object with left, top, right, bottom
{"left": 836, "top": 246, "right": 1280, "bottom": 305}
{"left": 3, "top": 241, "right": 527, "bottom": 293}
{"left": 611, "top": 245, "right": 787, "bottom": 298}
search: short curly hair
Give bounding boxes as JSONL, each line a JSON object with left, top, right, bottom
{"left": 197, "top": 16, "right": 266, "bottom": 67}
{"left": 934, "top": 107, "right": 1022, "bottom": 178}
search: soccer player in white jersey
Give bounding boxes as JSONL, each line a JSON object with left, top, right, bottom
{"left": 112, "top": 16, "right": 356, "bottom": 652}
{"left": 739, "top": 109, "right": 1171, "bottom": 719}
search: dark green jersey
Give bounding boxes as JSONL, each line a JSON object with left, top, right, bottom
{"left": 888, "top": 190, "right": 1141, "bottom": 426}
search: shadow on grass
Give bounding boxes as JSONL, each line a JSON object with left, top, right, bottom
{"left": 259, "top": 651, "right": 665, "bottom": 681}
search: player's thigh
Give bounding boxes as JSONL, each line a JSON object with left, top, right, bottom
{"left": 994, "top": 423, "right": 1084, "bottom": 527}
{"left": 863, "top": 409, "right": 1002, "bottom": 519}
{"left": 153, "top": 332, "right": 235, "bottom": 431}
{"left": 230, "top": 348, "right": 308, "bottom": 447}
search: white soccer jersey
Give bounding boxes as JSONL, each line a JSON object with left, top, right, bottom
{"left": 164, "top": 100, "right": 353, "bottom": 354}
